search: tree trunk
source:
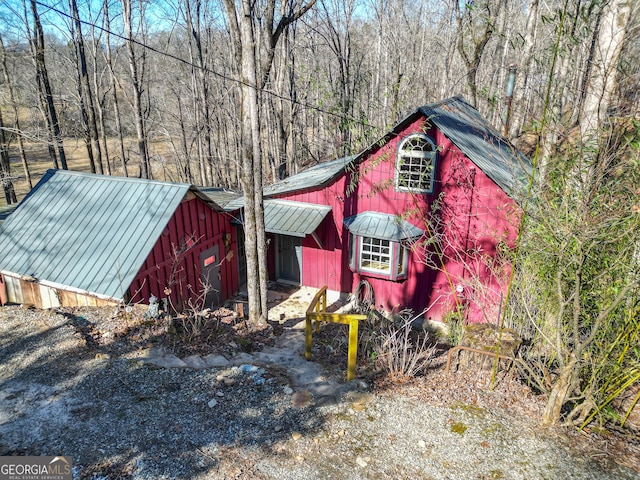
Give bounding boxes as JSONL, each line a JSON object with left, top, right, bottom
{"left": 185, "top": 0, "right": 216, "bottom": 186}
{"left": 104, "top": 0, "right": 127, "bottom": 176}
{"left": 69, "top": 0, "right": 103, "bottom": 174}
{"left": 542, "top": 357, "right": 579, "bottom": 425}
{"left": 0, "top": 34, "right": 32, "bottom": 190}
{"left": 578, "top": 0, "right": 631, "bottom": 134}
{"left": 121, "top": 0, "right": 150, "bottom": 179}
{"left": 30, "top": 0, "right": 67, "bottom": 169}
{"left": 223, "top": 0, "right": 315, "bottom": 323}
{"left": 0, "top": 108, "right": 17, "bottom": 204}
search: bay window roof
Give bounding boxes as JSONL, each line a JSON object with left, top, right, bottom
{"left": 343, "top": 211, "right": 423, "bottom": 242}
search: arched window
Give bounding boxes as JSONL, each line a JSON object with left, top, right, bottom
{"left": 395, "top": 134, "right": 437, "bottom": 193}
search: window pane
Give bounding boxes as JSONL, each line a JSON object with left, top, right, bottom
{"left": 397, "top": 244, "right": 407, "bottom": 276}
{"left": 360, "top": 236, "right": 391, "bottom": 273}
{"left": 396, "top": 135, "right": 436, "bottom": 192}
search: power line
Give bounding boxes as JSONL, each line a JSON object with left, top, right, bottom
{"left": 34, "top": 0, "right": 381, "bottom": 132}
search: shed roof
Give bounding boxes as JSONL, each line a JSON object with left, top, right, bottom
{"left": 263, "top": 156, "right": 355, "bottom": 198}
{"left": 197, "top": 187, "right": 242, "bottom": 209}
{"left": 0, "top": 170, "right": 218, "bottom": 301}
{"left": 230, "top": 199, "right": 331, "bottom": 237}
{"left": 343, "top": 211, "right": 424, "bottom": 242}
{"left": 264, "top": 200, "right": 331, "bottom": 237}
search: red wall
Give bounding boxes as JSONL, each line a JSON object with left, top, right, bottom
{"left": 128, "top": 196, "right": 238, "bottom": 310}
{"left": 273, "top": 116, "right": 520, "bottom": 324}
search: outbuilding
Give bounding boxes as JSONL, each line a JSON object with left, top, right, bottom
{"left": 0, "top": 170, "right": 238, "bottom": 310}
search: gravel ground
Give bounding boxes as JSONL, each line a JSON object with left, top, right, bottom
{"left": 0, "top": 304, "right": 639, "bottom": 480}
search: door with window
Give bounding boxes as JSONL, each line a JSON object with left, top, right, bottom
{"left": 276, "top": 235, "right": 301, "bottom": 285}
{"left": 200, "top": 245, "right": 222, "bottom": 308}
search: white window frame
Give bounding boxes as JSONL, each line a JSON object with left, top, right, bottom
{"left": 349, "top": 234, "right": 408, "bottom": 281}
{"left": 395, "top": 133, "right": 437, "bottom": 193}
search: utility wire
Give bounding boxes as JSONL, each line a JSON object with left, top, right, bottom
{"left": 34, "top": 0, "right": 381, "bottom": 132}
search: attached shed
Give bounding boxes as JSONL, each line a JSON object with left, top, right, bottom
{"left": 0, "top": 170, "right": 238, "bottom": 310}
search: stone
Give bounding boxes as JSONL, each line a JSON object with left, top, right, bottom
{"left": 274, "top": 425, "right": 283, "bottom": 432}
{"left": 291, "top": 390, "right": 313, "bottom": 408}
{"left": 291, "top": 432, "right": 302, "bottom": 441}
{"left": 344, "top": 391, "right": 374, "bottom": 406}
{"left": 223, "top": 378, "right": 236, "bottom": 387}
{"left": 207, "top": 399, "right": 218, "bottom": 408}
{"left": 144, "top": 354, "right": 188, "bottom": 369}
{"left": 283, "top": 386, "right": 293, "bottom": 395}
{"left": 418, "top": 440, "right": 426, "bottom": 449}
{"left": 182, "top": 355, "right": 207, "bottom": 369}
{"left": 216, "top": 391, "right": 224, "bottom": 397}
{"left": 229, "top": 353, "right": 255, "bottom": 365}
{"left": 203, "top": 354, "right": 230, "bottom": 368}
{"left": 356, "top": 457, "right": 368, "bottom": 468}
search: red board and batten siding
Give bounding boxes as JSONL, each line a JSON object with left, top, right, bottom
{"left": 128, "top": 195, "right": 238, "bottom": 309}
{"left": 272, "top": 116, "right": 520, "bottom": 323}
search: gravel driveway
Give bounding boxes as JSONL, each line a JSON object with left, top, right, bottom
{"left": 0, "top": 305, "right": 638, "bottom": 479}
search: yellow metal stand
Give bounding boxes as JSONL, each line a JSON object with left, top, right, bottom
{"left": 305, "top": 286, "right": 367, "bottom": 381}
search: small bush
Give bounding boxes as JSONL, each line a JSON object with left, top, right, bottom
{"left": 372, "top": 310, "right": 437, "bottom": 379}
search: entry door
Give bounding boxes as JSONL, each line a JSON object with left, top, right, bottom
{"left": 277, "top": 235, "right": 302, "bottom": 284}
{"left": 200, "top": 245, "right": 222, "bottom": 308}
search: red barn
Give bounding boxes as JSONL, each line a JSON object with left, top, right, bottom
{"left": 255, "top": 96, "right": 531, "bottom": 324}
{"left": 0, "top": 170, "right": 238, "bottom": 310}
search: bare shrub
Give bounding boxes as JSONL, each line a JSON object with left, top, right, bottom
{"left": 372, "top": 310, "right": 438, "bottom": 379}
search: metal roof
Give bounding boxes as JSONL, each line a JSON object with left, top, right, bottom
{"left": 261, "top": 96, "right": 531, "bottom": 200}
{"left": 197, "top": 187, "right": 242, "bottom": 209}
{"left": 230, "top": 199, "right": 331, "bottom": 237}
{"left": 0, "top": 204, "right": 17, "bottom": 225}
{"left": 263, "top": 156, "right": 355, "bottom": 198}
{"left": 0, "top": 170, "right": 201, "bottom": 301}
{"left": 419, "top": 96, "right": 532, "bottom": 197}
{"left": 264, "top": 200, "right": 331, "bottom": 237}
{"left": 343, "top": 211, "right": 424, "bottom": 241}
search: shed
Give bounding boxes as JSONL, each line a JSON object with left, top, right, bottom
{"left": 0, "top": 170, "right": 238, "bottom": 309}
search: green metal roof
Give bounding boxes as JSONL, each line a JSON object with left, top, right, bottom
{"left": 229, "top": 198, "right": 331, "bottom": 237}
{"left": 261, "top": 96, "right": 531, "bottom": 200}
{"left": 263, "top": 156, "right": 355, "bottom": 198}
{"left": 264, "top": 200, "right": 331, "bottom": 237}
{"left": 418, "top": 96, "right": 532, "bottom": 198}
{"left": 343, "top": 211, "right": 424, "bottom": 241}
{"left": 0, "top": 170, "right": 210, "bottom": 301}
{"left": 197, "top": 187, "right": 242, "bottom": 209}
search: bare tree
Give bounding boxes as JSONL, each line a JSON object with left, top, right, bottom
{"left": 28, "top": 0, "right": 67, "bottom": 169}
{"left": 223, "top": 0, "right": 315, "bottom": 324}
{"left": 0, "top": 34, "right": 32, "bottom": 190}
{"left": 455, "top": 0, "right": 503, "bottom": 108}
{"left": 103, "top": 0, "right": 128, "bottom": 176}
{"left": 0, "top": 107, "right": 17, "bottom": 204}
{"left": 578, "top": 0, "right": 633, "bottom": 135}
{"left": 121, "top": 0, "right": 151, "bottom": 178}
{"left": 69, "top": 0, "right": 103, "bottom": 174}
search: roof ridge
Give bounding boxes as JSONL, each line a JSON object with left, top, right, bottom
{"left": 44, "top": 169, "right": 192, "bottom": 188}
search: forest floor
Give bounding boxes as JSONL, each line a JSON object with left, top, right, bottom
{"left": 1, "top": 136, "right": 179, "bottom": 208}
{"left": 1, "top": 288, "right": 640, "bottom": 480}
